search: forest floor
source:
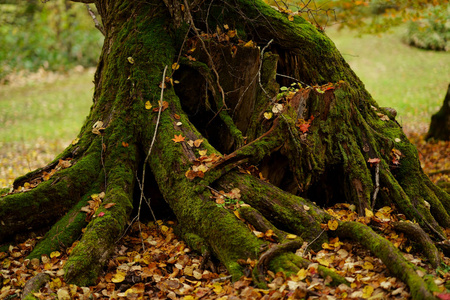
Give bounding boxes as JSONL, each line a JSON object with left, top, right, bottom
{"left": 0, "top": 126, "right": 448, "bottom": 300}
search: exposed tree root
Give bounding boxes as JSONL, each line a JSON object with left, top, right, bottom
{"left": 393, "top": 221, "right": 440, "bottom": 268}
{"left": 337, "top": 221, "right": 436, "bottom": 300}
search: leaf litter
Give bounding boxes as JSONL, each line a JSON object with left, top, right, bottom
{"left": 1, "top": 130, "right": 449, "bottom": 299}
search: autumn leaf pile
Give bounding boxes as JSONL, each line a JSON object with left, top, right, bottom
{"left": 2, "top": 202, "right": 450, "bottom": 299}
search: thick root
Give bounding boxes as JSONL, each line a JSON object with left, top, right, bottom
{"left": 337, "top": 221, "right": 435, "bottom": 300}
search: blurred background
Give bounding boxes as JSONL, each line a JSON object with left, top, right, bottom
{"left": 0, "top": 0, "right": 449, "bottom": 188}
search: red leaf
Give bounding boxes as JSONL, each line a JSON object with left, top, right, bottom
{"left": 298, "top": 123, "right": 310, "bottom": 133}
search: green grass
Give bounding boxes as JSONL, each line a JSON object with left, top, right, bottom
{"left": 0, "top": 71, "right": 93, "bottom": 144}
{"left": 327, "top": 27, "right": 450, "bottom": 128}
{"left": 0, "top": 70, "right": 94, "bottom": 188}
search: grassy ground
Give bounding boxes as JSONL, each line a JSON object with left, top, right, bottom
{"left": 327, "top": 27, "right": 450, "bottom": 131}
{"left": 0, "top": 68, "right": 94, "bottom": 188}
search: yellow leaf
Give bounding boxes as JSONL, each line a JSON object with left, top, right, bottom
{"left": 288, "top": 15, "right": 294, "bottom": 21}
{"left": 363, "top": 261, "right": 374, "bottom": 270}
{"left": 213, "top": 283, "right": 223, "bottom": 294}
{"left": 227, "top": 30, "right": 236, "bottom": 38}
{"left": 72, "top": 138, "right": 80, "bottom": 145}
{"left": 362, "top": 285, "right": 374, "bottom": 298}
{"left": 243, "top": 40, "right": 255, "bottom": 47}
{"left": 365, "top": 208, "right": 374, "bottom": 218}
{"left": 49, "top": 278, "right": 62, "bottom": 289}
{"left": 50, "top": 251, "right": 61, "bottom": 258}
{"left": 233, "top": 210, "right": 242, "bottom": 220}
{"left": 327, "top": 219, "right": 338, "bottom": 231}
{"left": 172, "top": 62, "right": 180, "bottom": 70}
{"left": 286, "top": 234, "right": 297, "bottom": 240}
{"left": 263, "top": 112, "right": 273, "bottom": 119}
{"left": 127, "top": 57, "right": 134, "bottom": 64}
{"left": 199, "top": 149, "right": 207, "bottom": 156}
{"left": 145, "top": 101, "right": 152, "bottom": 110}
{"left": 316, "top": 255, "right": 334, "bottom": 267}
{"left": 161, "top": 225, "right": 169, "bottom": 233}
{"left": 297, "top": 268, "right": 307, "bottom": 280}
{"left": 111, "top": 271, "right": 126, "bottom": 283}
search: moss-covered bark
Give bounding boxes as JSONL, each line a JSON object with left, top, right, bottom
{"left": 1, "top": 0, "right": 448, "bottom": 298}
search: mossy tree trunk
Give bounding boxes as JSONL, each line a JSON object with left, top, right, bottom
{"left": 426, "top": 83, "right": 450, "bottom": 141}
{"left": 1, "top": 0, "right": 449, "bottom": 298}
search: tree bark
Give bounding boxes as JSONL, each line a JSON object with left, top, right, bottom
{"left": 426, "top": 83, "right": 450, "bottom": 141}
{"left": 1, "top": 0, "right": 449, "bottom": 298}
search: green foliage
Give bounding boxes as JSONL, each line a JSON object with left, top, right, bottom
{"left": 264, "top": 0, "right": 449, "bottom": 39}
{"left": 403, "top": 4, "right": 450, "bottom": 51}
{"left": 0, "top": 0, "right": 103, "bottom": 80}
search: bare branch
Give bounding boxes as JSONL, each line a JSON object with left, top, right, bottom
{"left": 86, "top": 4, "right": 105, "bottom": 36}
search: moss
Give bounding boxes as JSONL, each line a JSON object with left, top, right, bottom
{"left": 27, "top": 185, "right": 102, "bottom": 259}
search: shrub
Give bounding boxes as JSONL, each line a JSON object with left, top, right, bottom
{"left": 0, "top": 0, "right": 103, "bottom": 80}
{"left": 403, "top": 4, "right": 450, "bottom": 51}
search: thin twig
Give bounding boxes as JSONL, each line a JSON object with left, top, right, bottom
{"left": 101, "top": 135, "right": 107, "bottom": 189}
{"left": 302, "top": 229, "right": 325, "bottom": 256}
{"left": 257, "top": 39, "right": 273, "bottom": 100}
{"left": 86, "top": 4, "right": 105, "bottom": 36}
{"left": 371, "top": 163, "right": 380, "bottom": 210}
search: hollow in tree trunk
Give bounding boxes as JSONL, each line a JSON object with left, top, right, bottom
{"left": 1, "top": 1, "right": 449, "bottom": 299}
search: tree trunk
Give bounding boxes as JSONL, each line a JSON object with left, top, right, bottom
{"left": 426, "top": 83, "right": 450, "bottom": 141}
{"left": 1, "top": 0, "right": 449, "bottom": 298}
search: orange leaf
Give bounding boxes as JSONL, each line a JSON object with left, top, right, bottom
{"left": 122, "top": 141, "right": 129, "bottom": 147}
{"left": 172, "top": 134, "right": 185, "bottom": 143}
{"left": 367, "top": 158, "right": 380, "bottom": 164}
{"left": 298, "top": 123, "right": 310, "bottom": 133}
{"left": 104, "top": 203, "right": 116, "bottom": 209}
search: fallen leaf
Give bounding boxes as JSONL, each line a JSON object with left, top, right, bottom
{"left": 172, "top": 134, "right": 185, "bottom": 143}
{"left": 194, "top": 139, "right": 203, "bottom": 147}
{"left": 172, "top": 62, "right": 180, "bottom": 70}
{"left": 367, "top": 158, "right": 381, "bottom": 164}
{"left": 298, "top": 122, "right": 310, "bottom": 133}
{"left": 122, "top": 141, "right": 129, "bottom": 147}
{"left": 127, "top": 57, "right": 134, "bottom": 64}
{"left": 145, "top": 101, "right": 152, "bottom": 110}
{"left": 328, "top": 219, "right": 338, "bottom": 231}
{"left": 111, "top": 271, "right": 126, "bottom": 283}
{"left": 264, "top": 112, "right": 273, "bottom": 120}
{"left": 104, "top": 203, "right": 116, "bottom": 209}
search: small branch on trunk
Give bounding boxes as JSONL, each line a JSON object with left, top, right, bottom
{"left": 86, "top": 4, "right": 105, "bottom": 36}
{"left": 371, "top": 162, "right": 380, "bottom": 210}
